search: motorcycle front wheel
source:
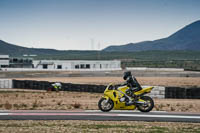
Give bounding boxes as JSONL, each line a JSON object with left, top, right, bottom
{"left": 137, "top": 96, "right": 154, "bottom": 112}
{"left": 98, "top": 98, "right": 114, "bottom": 112}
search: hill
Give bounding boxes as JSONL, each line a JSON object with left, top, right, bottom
{"left": 1, "top": 39, "right": 200, "bottom": 70}
{"left": 0, "top": 40, "right": 98, "bottom": 57}
{"left": 103, "top": 20, "right": 200, "bottom": 51}
{"left": 0, "top": 40, "right": 66, "bottom": 56}
{"left": 0, "top": 20, "right": 200, "bottom": 58}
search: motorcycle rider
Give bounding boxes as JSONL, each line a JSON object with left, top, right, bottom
{"left": 123, "top": 71, "right": 142, "bottom": 105}
{"left": 48, "top": 82, "right": 62, "bottom": 91}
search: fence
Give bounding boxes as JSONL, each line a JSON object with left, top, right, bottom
{"left": 126, "top": 67, "right": 184, "bottom": 72}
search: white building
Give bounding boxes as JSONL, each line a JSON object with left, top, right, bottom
{"left": 0, "top": 55, "right": 121, "bottom": 71}
{"left": 33, "top": 60, "right": 121, "bottom": 70}
{"left": 0, "top": 55, "right": 9, "bottom": 68}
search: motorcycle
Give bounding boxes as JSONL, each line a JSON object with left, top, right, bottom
{"left": 98, "top": 83, "right": 154, "bottom": 112}
{"left": 47, "top": 82, "right": 62, "bottom": 91}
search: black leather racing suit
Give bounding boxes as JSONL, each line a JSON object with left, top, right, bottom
{"left": 125, "top": 76, "right": 142, "bottom": 97}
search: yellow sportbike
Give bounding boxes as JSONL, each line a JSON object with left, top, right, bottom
{"left": 98, "top": 84, "right": 154, "bottom": 112}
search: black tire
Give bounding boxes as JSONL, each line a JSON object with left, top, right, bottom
{"left": 98, "top": 98, "right": 114, "bottom": 112}
{"left": 137, "top": 96, "right": 154, "bottom": 112}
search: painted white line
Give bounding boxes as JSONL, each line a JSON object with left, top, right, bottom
{"left": 118, "top": 114, "right": 200, "bottom": 119}
{"left": 4, "top": 113, "right": 118, "bottom": 116}
{"left": 0, "top": 110, "right": 84, "bottom": 113}
{"left": 0, "top": 112, "right": 200, "bottom": 119}
{"left": 0, "top": 113, "right": 10, "bottom": 115}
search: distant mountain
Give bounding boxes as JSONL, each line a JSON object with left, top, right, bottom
{"left": 0, "top": 40, "right": 99, "bottom": 57}
{"left": 103, "top": 20, "right": 200, "bottom": 51}
{"left": 0, "top": 40, "right": 67, "bottom": 56}
{"left": 1, "top": 20, "right": 200, "bottom": 56}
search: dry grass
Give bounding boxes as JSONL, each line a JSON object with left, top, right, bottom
{"left": 0, "top": 91, "right": 100, "bottom": 110}
{"left": 0, "top": 120, "right": 200, "bottom": 133}
{"left": 71, "top": 103, "right": 82, "bottom": 109}
{"left": 0, "top": 90, "right": 200, "bottom": 112}
{"left": 16, "top": 77, "right": 200, "bottom": 87}
{"left": 154, "top": 98, "right": 200, "bottom": 112}
{"left": 4, "top": 101, "right": 12, "bottom": 110}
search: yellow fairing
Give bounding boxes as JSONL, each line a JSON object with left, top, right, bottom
{"left": 135, "top": 86, "right": 154, "bottom": 95}
{"left": 103, "top": 84, "right": 136, "bottom": 110}
{"left": 114, "top": 101, "right": 136, "bottom": 110}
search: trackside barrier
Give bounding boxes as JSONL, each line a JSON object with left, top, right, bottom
{"left": 12, "top": 80, "right": 106, "bottom": 93}
{"left": 165, "top": 87, "right": 200, "bottom": 99}
{"left": 0, "top": 79, "right": 12, "bottom": 88}
{"left": 11, "top": 80, "right": 200, "bottom": 99}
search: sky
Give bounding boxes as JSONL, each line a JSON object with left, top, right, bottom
{"left": 0, "top": 0, "right": 200, "bottom": 50}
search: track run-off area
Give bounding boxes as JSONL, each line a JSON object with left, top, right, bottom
{"left": 0, "top": 110, "right": 200, "bottom": 122}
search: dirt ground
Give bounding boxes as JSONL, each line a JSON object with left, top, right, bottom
{"left": 0, "top": 90, "right": 200, "bottom": 112}
{"left": 15, "top": 77, "right": 200, "bottom": 87}
{"left": 1, "top": 89, "right": 200, "bottom": 133}
{"left": 0, "top": 120, "right": 200, "bottom": 133}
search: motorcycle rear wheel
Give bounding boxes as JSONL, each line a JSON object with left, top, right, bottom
{"left": 137, "top": 96, "right": 154, "bottom": 112}
{"left": 98, "top": 98, "right": 114, "bottom": 112}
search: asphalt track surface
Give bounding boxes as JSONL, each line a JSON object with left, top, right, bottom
{"left": 0, "top": 110, "right": 200, "bottom": 122}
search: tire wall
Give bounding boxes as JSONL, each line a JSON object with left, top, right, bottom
{"left": 12, "top": 80, "right": 106, "bottom": 93}
{"left": 12, "top": 80, "right": 200, "bottom": 99}
{"left": 165, "top": 87, "right": 200, "bottom": 99}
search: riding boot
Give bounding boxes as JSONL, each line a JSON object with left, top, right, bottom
{"left": 125, "top": 100, "right": 134, "bottom": 106}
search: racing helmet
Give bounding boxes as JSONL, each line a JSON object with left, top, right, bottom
{"left": 52, "top": 82, "right": 62, "bottom": 87}
{"left": 123, "top": 71, "right": 132, "bottom": 80}
{"left": 55, "top": 82, "right": 62, "bottom": 87}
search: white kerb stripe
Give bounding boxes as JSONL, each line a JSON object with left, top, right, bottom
{"left": 0, "top": 113, "right": 200, "bottom": 119}
{"left": 118, "top": 114, "right": 200, "bottom": 119}
{"left": 0, "top": 113, "right": 10, "bottom": 115}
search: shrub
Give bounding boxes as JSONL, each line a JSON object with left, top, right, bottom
{"left": 32, "top": 100, "right": 38, "bottom": 109}
{"left": 57, "top": 100, "right": 63, "bottom": 106}
{"left": 170, "top": 106, "right": 175, "bottom": 111}
{"left": 4, "top": 101, "right": 12, "bottom": 110}
{"left": 71, "top": 103, "right": 81, "bottom": 109}
{"left": 0, "top": 104, "right": 3, "bottom": 108}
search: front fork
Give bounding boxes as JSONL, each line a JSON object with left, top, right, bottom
{"left": 102, "top": 96, "right": 109, "bottom": 103}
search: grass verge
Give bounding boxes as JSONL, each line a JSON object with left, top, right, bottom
{"left": 0, "top": 120, "right": 200, "bottom": 133}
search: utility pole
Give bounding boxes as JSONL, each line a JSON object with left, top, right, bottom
{"left": 97, "top": 42, "right": 101, "bottom": 60}
{"left": 91, "top": 38, "right": 94, "bottom": 50}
